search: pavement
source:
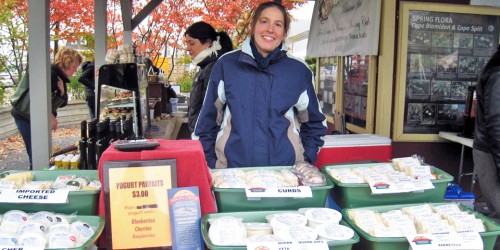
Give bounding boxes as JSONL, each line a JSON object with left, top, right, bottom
{"left": 0, "top": 125, "right": 81, "bottom": 171}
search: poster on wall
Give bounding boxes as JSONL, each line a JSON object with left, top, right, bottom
{"left": 343, "top": 56, "right": 369, "bottom": 129}
{"left": 318, "top": 57, "right": 337, "bottom": 120}
{"left": 307, "top": 0, "right": 381, "bottom": 57}
{"left": 402, "top": 9, "right": 499, "bottom": 134}
{"left": 103, "top": 159, "right": 177, "bottom": 249}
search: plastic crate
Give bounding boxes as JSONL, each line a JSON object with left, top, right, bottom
{"left": 212, "top": 166, "right": 334, "bottom": 212}
{"left": 0, "top": 170, "right": 100, "bottom": 215}
{"left": 201, "top": 210, "right": 359, "bottom": 250}
{"left": 322, "top": 163, "right": 453, "bottom": 208}
{"left": 342, "top": 203, "right": 500, "bottom": 250}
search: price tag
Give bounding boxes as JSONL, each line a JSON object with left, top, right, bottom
{"left": 245, "top": 186, "right": 312, "bottom": 198}
{"left": 0, "top": 189, "right": 69, "bottom": 203}
{"left": 406, "top": 232, "right": 482, "bottom": 250}
{"left": 247, "top": 240, "right": 328, "bottom": 250}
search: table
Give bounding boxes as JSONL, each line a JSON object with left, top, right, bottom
{"left": 97, "top": 139, "right": 215, "bottom": 247}
{"left": 438, "top": 131, "right": 476, "bottom": 191}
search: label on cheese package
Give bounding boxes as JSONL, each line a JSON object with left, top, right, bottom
{"left": 0, "top": 189, "right": 69, "bottom": 203}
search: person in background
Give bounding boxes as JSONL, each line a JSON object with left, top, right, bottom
{"left": 473, "top": 44, "right": 500, "bottom": 224}
{"left": 144, "top": 57, "right": 177, "bottom": 110}
{"left": 193, "top": 2, "right": 327, "bottom": 168}
{"left": 11, "top": 46, "right": 83, "bottom": 169}
{"left": 78, "top": 60, "right": 96, "bottom": 119}
{"left": 185, "top": 21, "right": 233, "bottom": 133}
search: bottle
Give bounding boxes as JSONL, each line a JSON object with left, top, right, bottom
{"left": 95, "top": 122, "right": 105, "bottom": 161}
{"left": 87, "top": 119, "right": 98, "bottom": 170}
{"left": 79, "top": 120, "right": 88, "bottom": 170}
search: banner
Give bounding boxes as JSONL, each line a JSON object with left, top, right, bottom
{"left": 307, "top": 0, "right": 381, "bottom": 57}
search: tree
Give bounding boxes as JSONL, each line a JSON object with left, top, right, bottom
{"left": 0, "top": 0, "right": 28, "bottom": 82}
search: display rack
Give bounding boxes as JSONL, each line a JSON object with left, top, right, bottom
{"left": 97, "top": 63, "right": 142, "bottom": 137}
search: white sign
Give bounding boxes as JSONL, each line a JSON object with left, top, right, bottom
{"left": 407, "top": 232, "right": 482, "bottom": 250}
{"left": 0, "top": 189, "right": 69, "bottom": 203}
{"left": 245, "top": 186, "right": 312, "bottom": 198}
{"left": 307, "top": 0, "right": 382, "bottom": 57}
{"left": 247, "top": 240, "right": 329, "bottom": 250}
{"left": 369, "top": 179, "right": 434, "bottom": 195}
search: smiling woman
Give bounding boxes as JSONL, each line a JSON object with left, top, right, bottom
{"left": 193, "top": 1, "right": 327, "bottom": 169}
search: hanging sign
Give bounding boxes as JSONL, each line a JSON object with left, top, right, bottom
{"left": 104, "top": 159, "right": 177, "bottom": 249}
{"left": 307, "top": 0, "right": 382, "bottom": 57}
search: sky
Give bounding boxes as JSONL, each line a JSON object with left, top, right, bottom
{"left": 288, "top": 1, "right": 315, "bottom": 59}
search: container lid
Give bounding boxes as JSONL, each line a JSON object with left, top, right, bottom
{"left": 316, "top": 223, "right": 355, "bottom": 241}
{"left": 321, "top": 134, "right": 392, "bottom": 147}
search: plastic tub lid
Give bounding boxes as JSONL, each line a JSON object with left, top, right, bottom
{"left": 321, "top": 134, "right": 392, "bottom": 147}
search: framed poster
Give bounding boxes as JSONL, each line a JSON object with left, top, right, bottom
{"left": 317, "top": 56, "right": 338, "bottom": 123}
{"left": 394, "top": 2, "right": 500, "bottom": 142}
{"left": 341, "top": 55, "right": 377, "bottom": 134}
{"left": 103, "top": 159, "right": 177, "bottom": 250}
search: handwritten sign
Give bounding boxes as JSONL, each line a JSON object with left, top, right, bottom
{"left": 307, "top": 0, "right": 382, "bottom": 57}
{"left": 104, "top": 162, "right": 176, "bottom": 249}
{"left": 0, "top": 189, "right": 69, "bottom": 203}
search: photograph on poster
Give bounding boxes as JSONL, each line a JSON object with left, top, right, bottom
{"left": 431, "top": 80, "right": 451, "bottom": 97}
{"left": 437, "top": 103, "right": 465, "bottom": 122}
{"left": 450, "top": 81, "right": 471, "bottom": 97}
{"left": 407, "top": 79, "right": 431, "bottom": 97}
{"left": 409, "top": 53, "right": 436, "bottom": 73}
{"left": 458, "top": 56, "right": 479, "bottom": 74}
{"left": 453, "top": 33, "right": 473, "bottom": 49}
{"left": 432, "top": 32, "right": 453, "bottom": 48}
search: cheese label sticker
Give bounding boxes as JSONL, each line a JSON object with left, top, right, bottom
{"left": 245, "top": 186, "right": 312, "bottom": 198}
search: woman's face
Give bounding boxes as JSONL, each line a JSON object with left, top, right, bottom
{"left": 63, "top": 61, "right": 80, "bottom": 78}
{"left": 185, "top": 35, "right": 211, "bottom": 59}
{"left": 252, "top": 6, "right": 286, "bottom": 58}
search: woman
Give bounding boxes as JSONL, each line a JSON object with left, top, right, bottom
{"left": 193, "top": 2, "right": 327, "bottom": 168}
{"left": 185, "top": 21, "right": 233, "bottom": 133}
{"left": 11, "top": 46, "right": 82, "bottom": 169}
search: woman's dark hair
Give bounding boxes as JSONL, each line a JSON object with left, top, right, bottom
{"left": 251, "top": 1, "right": 291, "bottom": 36}
{"left": 185, "top": 21, "right": 233, "bottom": 55}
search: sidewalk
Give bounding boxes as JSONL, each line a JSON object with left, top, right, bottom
{"left": 0, "top": 125, "right": 80, "bottom": 171}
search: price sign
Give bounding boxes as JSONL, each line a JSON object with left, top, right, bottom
{"left": 104, "top": 159, "right": 177, "bottom": 250}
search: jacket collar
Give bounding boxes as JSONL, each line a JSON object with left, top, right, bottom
{"left": 240, "top": 38, "right": 287, "bottom": 68}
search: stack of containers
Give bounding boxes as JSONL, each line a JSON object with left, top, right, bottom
{"left": 202, "top": 166, "right": 360, "bottom": 249}
{"left": 0, "top": 169, "right": 104, "bottom": 249}
{"left": 321, "top": 158, "right": 500, "bottom": 249}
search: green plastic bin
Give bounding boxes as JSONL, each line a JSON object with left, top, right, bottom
{"left": 212, "top": 166, "right": 334, "bottom": 212}
{"left": 51, "top": 215, "right": 105, "bottom": 250}
{"left": 0, "top": 170, "right": 100, "bottom": 215}
{"left": 201, "top": 210, "right": 359, "bottom": 250}
{"left": 322, "top": 163, "right": 454, "bottom": 208}
{"left": 342, "top": 203, "right": 500, "bottom": 250}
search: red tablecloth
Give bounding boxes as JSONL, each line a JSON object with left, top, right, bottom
{"left": 97, "top": 139, "right": 215, "bottom": 247}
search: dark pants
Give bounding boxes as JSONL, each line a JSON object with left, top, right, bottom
{"left": 473, "top": 149, "right": 500, "bottom": 220}
{"left": 86, "top": 94, "right": 96, "bottom": 119}
{"left": 14, "top": 116, "right": 32, "bottom": 169}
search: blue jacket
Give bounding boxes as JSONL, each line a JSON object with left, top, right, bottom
{"left": 194, "top": 38, "right": 327, "bottom": 168}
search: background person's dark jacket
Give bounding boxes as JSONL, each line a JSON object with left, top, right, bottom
{"left": 78, "top": 61, "right": 95, "bottom": 97}
{"left": 188, "top": 54, "right": 217, "bottom": 132}
{"left": 473, "top": 48, "right": 500, "bottom": 180}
